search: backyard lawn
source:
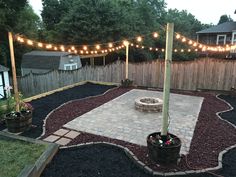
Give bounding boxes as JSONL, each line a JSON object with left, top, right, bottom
{"left": 0, "top": 136, "right": 46, "bottom": 177}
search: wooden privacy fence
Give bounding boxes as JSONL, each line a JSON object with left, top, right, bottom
{"left": 17, "top": 58, "right": 236, "bottom": 97}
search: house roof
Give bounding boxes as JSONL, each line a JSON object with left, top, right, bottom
{"left": 0, "top": 64, "right": 9, "bottom": 72}
{"left": 22, "top": 51, "right": 71, "bottom": 69}
{"left": 196, "top": 22, "right": 236, "bottom": 34}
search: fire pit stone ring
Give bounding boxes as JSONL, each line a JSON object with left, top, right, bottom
{"left": 135, "top": 97, "right": 163, "bottom": 112}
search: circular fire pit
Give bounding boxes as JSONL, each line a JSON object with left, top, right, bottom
{"left": 135, "top": 97, "right": 163, "bottom": 112}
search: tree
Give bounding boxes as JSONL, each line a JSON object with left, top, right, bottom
{"left": 218, "top": 14, "right": 233, "bottom": 25}
{"left": 0, "top": 1, "right": 40, "bottom": 71}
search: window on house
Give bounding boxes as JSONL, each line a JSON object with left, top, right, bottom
{"left": 64, "top": 63, "right": 77, "bottom": 70}
{"left": 232, "top": 32, "right": 236, "bottom": 44}
{"left": 0, "top": 73, "right": 4, "bottom": 99}
{"left": 216, "top": 35, "right": 226, "bottom": 45}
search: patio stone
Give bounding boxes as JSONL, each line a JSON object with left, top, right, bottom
{"left": 53, "top": 129, "right": 69, "bottom": 136}
{"left": 64, "top": 89, "right": 203, "bottom": 155}
{"left": 64, "top": 130, "right": 80, "bottom": 139}
{"left": 43, "top": 135, "right": 60, "bottom": 142}
{"left": 55, "top": 137, "right": 71, "bottom": 146}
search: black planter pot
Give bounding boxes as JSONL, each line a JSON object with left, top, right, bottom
{"left": 147, "top": 132, "right": 181, "bottom": 164}
{"left": 5, "top": 110, "right": 32, "bottom": 133}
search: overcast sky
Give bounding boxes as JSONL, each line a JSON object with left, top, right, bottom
{"left": 29, "top": 0, "right": 236, "bottom": 25}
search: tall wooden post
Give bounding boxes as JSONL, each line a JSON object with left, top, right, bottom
{"left": 124, "top": 41, "right": 129, "bottom": 79}
{"left": 8, "top": 32, "right": 20, "bottom": 112}
{"left": 103, "top": 56, "right": 106, "bottom": 66}
{"left": 161, "top": 23, "right": 174, "bottom": 137}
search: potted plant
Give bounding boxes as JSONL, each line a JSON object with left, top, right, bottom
{"left": 146, "top": 23, "right": 181, "bottom": 164}
{"left": 147, "top": 132, "right": 181, "bottom": 164}
{"left": 4, "top": 87, "right": 33, "bottom": 133}
{"left": 121, "top": 79, "right": 133, "bottom": 87}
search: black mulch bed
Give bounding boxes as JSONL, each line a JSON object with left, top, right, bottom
{"left": 0, "top": 82, "right": 117, "bottom": 138}
{"left": 40, "top": 144, "right": 236, "bottom": 177}
{"left": 218, "top": 94, "right": 236, "bottom": 126}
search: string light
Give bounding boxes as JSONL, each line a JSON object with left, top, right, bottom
{"left": 14, "top": 30, "right": 234, "bottom": 55}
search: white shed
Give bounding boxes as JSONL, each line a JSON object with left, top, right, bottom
{"left": 0, "top": 65, "right": 10, "bottom": 99}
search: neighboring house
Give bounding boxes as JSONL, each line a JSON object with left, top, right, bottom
{"left": 196, "top": 22, "right": 236, "bottom": 46}
{"left": 21, "top": 51, "right": 82, "bottom": 76}
{"left": 0, "top": 65, "right": 10, "bottom": 99}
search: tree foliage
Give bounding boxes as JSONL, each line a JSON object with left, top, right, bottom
{"left": 218, "top": 14, "right": 233, "bottom": 25}
{"left": 0, "top": 0, "right": 40, "bottom": 70}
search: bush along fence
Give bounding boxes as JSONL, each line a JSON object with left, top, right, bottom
{"left": 16, "top": 58, "right": 236, "bottom": 97}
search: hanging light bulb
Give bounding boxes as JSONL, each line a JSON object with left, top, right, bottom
{"left": 60, "top": 45, "right": 65, "bottom": 51}
{"left": 176, "top": 34, "right": 181, "bottom": 39}
{"left": 71, "top": 46, "right": 75, "bottom": 50}
{"left": 38, "top": 43, "right": 43, "bottom": 47}
{"left": 27, "top": 40, "right": 33, "bottom": 45}
{"left": 123, "top": 40, "right": 129, "bottom": 46}
{"left": 83, "top": 46, "right": 88, "bottom": 50}
{"left": 108, "top": 43, "right": 113, "bottom": 48}
{"left": 137, "top": 36, "right": 142, "bottom": 42}
{"left": 46, "top": 44, "right": 52, "bottom": 49}
{"left": 96, "top": 45, "right": 100, "bottom": 50}
{"left": 153, "top": 32, "right": 158, "bottom": 38}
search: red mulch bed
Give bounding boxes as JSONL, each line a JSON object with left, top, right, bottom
{"left": 42, "top": 87, "right": 236, "bottom": 172}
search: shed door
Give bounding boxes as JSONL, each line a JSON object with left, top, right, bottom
{"left": 0, "top": 72, "right": 5, "bottom": 99}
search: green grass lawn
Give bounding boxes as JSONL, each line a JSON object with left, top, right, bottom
{"left": 0, "top": 136, "right": 47, "bottom": 177}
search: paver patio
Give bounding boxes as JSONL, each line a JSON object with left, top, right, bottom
{"left": 64, "top": 89, "right": 204, "bottom": 154}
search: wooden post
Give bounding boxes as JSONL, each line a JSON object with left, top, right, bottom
{"left": 103, "top": 56, "right": 106, "bottom": 66}
{"left": 161, "top": 23, "right": 174, "bottom": 137}
{"left": 8, "top": 32, "right": 20, "bottom": 112}
{"left": 124, "top": 41, "right": 129, "bottom": 79}
{"left": 90, "top": 57, "right": 94, "bottom": 66}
